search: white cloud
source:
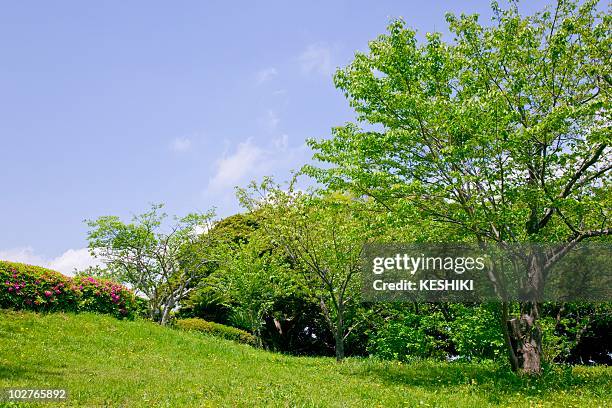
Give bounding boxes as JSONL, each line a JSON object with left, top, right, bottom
{"left": 261, "top": 109, "right": 280, "bottom": 131}
{"left": 0, "top": 247, "right": 101, "bottom": 276}
{"left": 208, "top": 139, "right": 265, "bottom": 190}
{"left": 298, "top": 43, "right": 333, "bottom": 76}
{"left": 256, "top": 67, "right": 278, "bottom": 85}
{"left": 48, "top": 248, "right": 101, "bottom": 276}
{"left": 207, "top": 135, "right": 308, "bottom": 192}
{"left": 171, "top": 137, "right": 192, "bottom": 152}
{"left": 273, "top": 133, "right": 289, "bottom": 150}
{"left": 0, "top": 247, "right": 45, "bottom": 267}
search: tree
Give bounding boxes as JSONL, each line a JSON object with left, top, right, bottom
{"left": 181, "top": 211, "right": 332, "bottom": 354}
{"left": 239, "top": 179, "right": 382, "bottom": 361}
{"left": 213, "top": 234, "right": 293, "bottom": 345}
{"left": 305, "top": 1, "right": 610, "bottom": 374}
{"left": 86, "top": 204, "right": 216, "bottom": 325}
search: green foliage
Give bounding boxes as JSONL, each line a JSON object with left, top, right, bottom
{"left": 214, "top": 237, "right": 295, "bottom": 339}
{"left": 539, "top": 302, "right": 612, "bottom": 364}
{"left": 447, "top": 304, "right": 506, "bottom": 360}
{"left": 179, "top": 283, "right": 232, "bottom": 323}
{"left": 367, "top": 304, "right": 507, "bottom": 362}
{"left": 0, "top": 261, "right": 138, "bottom": 319}
{"left": 539, "top": 315, "right": 571, "bottom": 364}
{"left": 182, "top": 210, "right": 334, "bottom": 355}
{"left": 238, "top": 179, "right": 386, "bottom": 359}
{"left": 86, "top": 203, "right": 216, "bottom": 324}
{"left": 367, "top": 309, "right": 448, "bottom": 361}
{"left": 207, "top": 212, "right": 260, "bottom": 245}
{"left": 175, "top": 317, "right": 257, "bottom": 346}
{"left": 304, "top": 0, "right": 610, "bottom": 373}
{"left": 73, "top": 275, "right": 139, "bottom": 319}
{"left": 306, "top": 2, "right": 610, "bottom": 246}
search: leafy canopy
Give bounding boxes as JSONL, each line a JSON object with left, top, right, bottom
{"left": 305, "top": 0, "right": 610, "bottom": 245}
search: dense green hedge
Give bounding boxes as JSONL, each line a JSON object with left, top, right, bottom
{"left": 175, "top": 318, "right": 257, "bottom": 346}
{"left": 0, "top": 260, "right": 138, "bottom": 319}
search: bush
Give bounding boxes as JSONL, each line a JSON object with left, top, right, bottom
{"left": 0, "top": 261, "right": 138, "bottom": 319}
{"left": 367, "top": 310, "right": 448, "bottom": 361}
{"left": 447, "top": 304, "right": 505, "bottom": 360}
{"left": 175, "top": 318, "right": 257, "bottom": 346}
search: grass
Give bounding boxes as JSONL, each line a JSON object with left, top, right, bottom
{"left": 0, "top": 310, "right": 610, "bottom": 407}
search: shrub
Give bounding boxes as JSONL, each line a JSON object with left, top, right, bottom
{"left": 367, "top": 310, "right": 448, "bottom": 361}
{"left": 0, "top": 261, "right": 137, "bottom": 319}
{"left": 447, "top": 304, "right": 505, "bottom": 360}
{"left": 72, "top": 275, "right": 138, "bottom": 319}
{"left": 368, "top": 304, "right": 506, "bottom": 362}
{"left": 175, "top": 318, "right": 257, "bottom": 346}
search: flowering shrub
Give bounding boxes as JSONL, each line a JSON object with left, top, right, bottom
{"left": 0, "top": 261, "right": 138, "bottom": 319}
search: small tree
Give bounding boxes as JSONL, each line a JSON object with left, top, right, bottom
{"left": 213, "top": 235, "right": 291, "bottom": 345}
{"left": 305, "top": 1, "right": 610, "bottom": 373}
{"left": 86, "top": 204, "right": 216, "bottom": 325}
{"left": 239, "top": 179, "right": 381, "bottom": 361}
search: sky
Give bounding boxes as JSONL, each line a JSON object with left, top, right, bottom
{"left": 0, "top": 0, "right": 550, "bottom": 274}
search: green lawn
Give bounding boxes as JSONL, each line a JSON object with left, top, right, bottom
{"left": 0, "top": 310, "right": 609, "bottom": 407}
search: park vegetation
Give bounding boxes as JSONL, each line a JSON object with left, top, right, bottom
{"left": 1, "top": 310, "right": 610, "bottom": 407}
{"left": 1, "top": 1, "right": 609, "bottom": 393}
{"left": 0, "top": 261, "right": 139, "bottom": 319}
{"left": 79, "top": 0, "right": 610, "bottom": 376}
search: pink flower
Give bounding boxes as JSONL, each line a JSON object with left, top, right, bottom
{"left": 44, "top": 290, "right": 52, "bottom": 297}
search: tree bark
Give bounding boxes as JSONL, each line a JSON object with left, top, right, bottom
{"left": 502, "top": 246, "right": 544, "bottom": 374}
{"left": 335, "top": 331, "right": 345, "bottom": 362}
{"left": 507, "top": 302, "right": 542, "bottom": 375}
{"left": 335, "top": 305, "right": 345, "bottom": 361}
{"left": 148, "top": 300, "right": 159, "bottom": 322}
{"left": 500, "top": 302, "right": 519, "bottom": 372}
{"left": 160, "top": 298, "right": 175, "bottom": 326}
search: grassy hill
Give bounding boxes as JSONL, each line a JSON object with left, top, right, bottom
{"left": 0, "top": 310, "right": 610, "bottom": 407}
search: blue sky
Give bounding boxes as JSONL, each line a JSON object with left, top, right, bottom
{"left": 0, "top": 0, "right": 548, "bottom": 273}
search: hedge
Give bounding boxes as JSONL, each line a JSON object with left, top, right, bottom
{"left": 175, "top": 318, "right": 257, "bottom": 346}
{"left": 0, "top": 260, "right": 138, "bottom": 319}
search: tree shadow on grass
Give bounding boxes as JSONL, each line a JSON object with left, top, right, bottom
{"left": 0, "top": 363, "right": 62, "bottom": 382}
{"left": 342, "top": 361, "right": 611, "bottom": 404}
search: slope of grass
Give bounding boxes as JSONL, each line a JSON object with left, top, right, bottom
{"left": 0, "top": 310, "right": 610, "bottom": 407}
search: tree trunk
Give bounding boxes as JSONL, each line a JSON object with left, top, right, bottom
{"left": 149, "top": 307, "right": 157, "bottom": 321}
{"left": 503, "top": 248, "right": 544, "bottom": 375}
{"left": 335, "top": 306, "right": 345, "bottom": 361}
{"left": 160, "top": 298, "right": 175, "bottom": 326}
{"left": 507, "top": 302, "right": 542, "bottom": 375}
{"left": 148, "top": 300, "right": 159, "bottom": 322}
{"left": 335, "top": 332, "right": 345, "bottom": 362}
{"left": 500, "top": 302, "right": 519, "bottom": 372}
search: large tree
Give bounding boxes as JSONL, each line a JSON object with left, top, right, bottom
{"left": 86, "top": 204, "right": 216, "bottom": 325}
{"left": 305, "top": 1, "right": 610, "bottom": 374}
